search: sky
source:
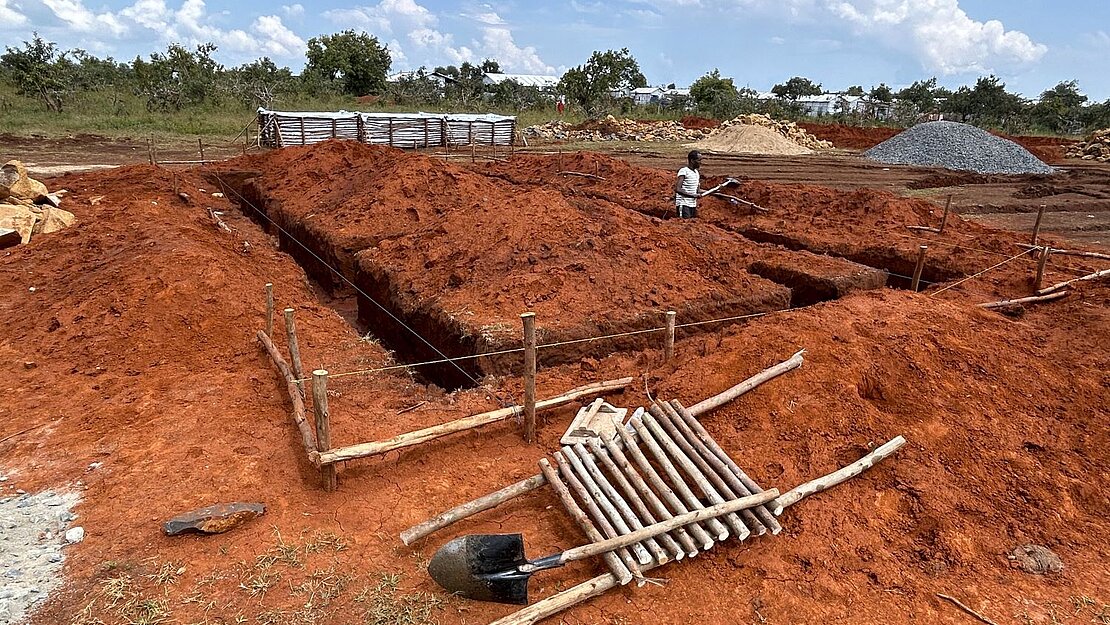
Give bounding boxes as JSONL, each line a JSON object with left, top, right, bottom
{"left": 2, "top": 0, "right": 1109, "bottom": 100}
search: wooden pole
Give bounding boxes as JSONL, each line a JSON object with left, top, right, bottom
{"left": 637, "top": 413, "right": 749, "bottom": 540}
{"left": 775, "top": 436, "right": 906, "bottom": 510}
{"left": 299, "top": 117, "right": 306, "bottom": 145}
{"left": 561, "top": 445, "right": 661, "bottom": 565}
{"left": 312, "top": 370, "right": 337, "bottom": 492}
{"left": 1030, "top": 204, "right": 1046, "bottom": 246}
{"left": 978, "top": 292, "right": 1069, "bottom": 310}
{"left": 264, "top": 283, "right": 274, "bottom": 337}
{"left": 388, "top": 118, "right": 395, "bottom": 147}
{"left": 538, "top": 458, "right": 634, "bottom": 585}
{"left": 911, "top": 245, "right": 928, "bottom": 291}
{"left": 670, "top": 400, "right": 782, "bottom": 531}
{"left": 400, "top": 475, "right": 547, "bottom": 545}
{"left": 938, "top": 194, "right": 952, "bottom": 233}
{"left": 256, "top": 331, "right": 317, "bottom": 459}
{"left": 522, "top": 312, "right": 537, "bottom": 443}
{"left": 1033, "top": 246, "right": 1050, "bottom": 292}
{"left": 1015, "top": 243, "right": 1110, "bottom": 261}
{"left": 148, "top": 134, "right": 155, "bottom": 165}
{"left": 553, "top": 452, "right": 644, "bottom": 581}
{"left": 664, "top": 311, "right": 676, "bottom": 362}
{"left": 398, "top": 351, "right": 805, "bottom": 543}
{"left": 321, "top": 378, "right": 631, "bottom": 467}
{"left": 283, "top": 308, "right": 305, "bottom": 396}
{"left": 197, "top": 138, "right": 205, "bottom": 163}
{"left": 579, "top": 440, "right": 686, "bottom": 560}
{"left": 650, "top": 402, "right": 767, "bottom": 536}
{"left": 488, "top": 436, "right": 906, "bottom": 625}
{"left": 1037, "top": 267, "right": 1110, "bottom": 296}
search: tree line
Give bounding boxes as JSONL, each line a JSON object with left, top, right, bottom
{"left": 3, "top": 32, "right": 1108, "bottom": 135}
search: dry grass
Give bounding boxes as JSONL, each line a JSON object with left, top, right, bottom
{"left": 354, "top": 572, "right": 447, "bottom": 625}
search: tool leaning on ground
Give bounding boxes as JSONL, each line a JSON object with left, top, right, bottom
{"left": 428, "top": 489, "right": 779, "bottom": 604}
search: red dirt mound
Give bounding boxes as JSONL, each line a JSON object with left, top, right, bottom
{"left": 680, "top": 115, "right": 720, "bottom": 130}
{"left": 797, "top": 123, "right": 900, "bottom": 150}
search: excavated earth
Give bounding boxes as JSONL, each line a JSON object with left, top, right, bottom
{"left": 0, "top": 142, "right": 1108, "bottom": 625}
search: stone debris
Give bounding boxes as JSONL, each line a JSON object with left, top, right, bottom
{"left": 1066, "top": 128, "right": 1110, "bottom": 162}
{"left": 523, "top": 115, "right": 710, "bottom": 142}
{"left": 865, "top": 121, "right": 1055, "bottom": 175}
{"left": 0, "top": 160, "right": 77, "bottom": 245}
{"left": 163, "top": 501, "right": 266, "bottom": 536}
{"left": 715, "top": 113, "right": 833, "bottom": 150}
{"left": 1008, "top": 544, "right": 1064, "bottom": 574}
{"left": 64, "top": 526, "right": 85, "bottom": 544}
{"left": 0, "top": 489, "right": 81, "bottom": 625}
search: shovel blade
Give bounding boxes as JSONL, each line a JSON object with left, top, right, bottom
{"left": 427, "top": 534, "right": 532, "bottom": 604}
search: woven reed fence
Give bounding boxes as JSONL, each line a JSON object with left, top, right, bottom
{"left": 257, "top": 109, "right": 517, "bottom": 149}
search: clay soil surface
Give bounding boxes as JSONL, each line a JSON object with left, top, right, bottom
{"left": 1, "top": 135, "right": 1108, "bottom": 625}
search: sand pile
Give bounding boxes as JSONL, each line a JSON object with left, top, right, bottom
{"left": 689, "top": 124, "right": 814, "bottom": 155}
{"left": 866, "top": 121, "right": 1055, "bottom": 174}
{"left": 718, "top": 114, "right": 833, "bottom": 150}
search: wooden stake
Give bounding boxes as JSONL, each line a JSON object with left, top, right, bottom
{"left": 553, "top": 451, "right": 644, "bottom": 582}
{"left": 299, "top": 117, "right": 306, "bottom": 145}
{"left": 651, "top": 402, "right": 767, "bottom": 536}
{"left": 400, "top": 475, "right": 547, "bottom": 546}
{"left": 283, "top": 308, "right": 305, "bottom": 396}
{"left": 563, "top": 444, "right": 664, "bottom": 565}
{"left": 774, "top": 436, "right": 906, "bottom": 511}
{"left": 197, "top": 138, "right": 205, "bottom": 163}
{"left": 487, "top": 436, "right": 906, "bottom": 625}
{"left": 264, "top": 283, "right": 274, "bottom": 337}
{"left": 256, "top": 331, "right": 317, "bottom": 459}
{"left": 687, "top": 349, "right": 804, "bottom": 415}
{"left": 664, "top": 310, "right": 676, "bottom": 362}
{"left": 1034, "top": 245, "right": 1050, "bottom": 292}
{"left": 638, "top": 413, "right": 749, "bottom": 540}
{"left": 312, "top": 370, "right": 337, "bottom": 492}
{"left": 321, "top": 378, "right": 631, "bottom": 467}
{"left": 614, "top": 416, "right": 717, "bottom": 549}
{"left": 1030, "top": 204, "right": 1046, "bottom": 246}
{"left": 522, "top": 312, "right": 537, "bottom": 443}
{"left": 581, "top": 439, "right": 687, "bottom": 560}
{"left": 911, "top": 245, "right": 928, "bottom": 291}
{"left": 538, "top": 458, "right": 633, "bottom": 585}
{"left": 936, "top": 594, "right": 1001, "bottom": 625}
{"left": 669, "top": 400, "right": 782, "bottom": 533}
{"left": 147, "top": 134, "right": 155, "bottom": 165}
{"left": 1037, "top": 267, "right": 1110, "bottom": 296}
{"left": 939, "top": 194, "right": 952, "bottom": 233}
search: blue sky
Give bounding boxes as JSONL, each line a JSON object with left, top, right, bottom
{"left": 2, "top": 0, "right": 1108, "bottom": 100}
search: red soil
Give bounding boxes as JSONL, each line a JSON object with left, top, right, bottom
{"left": 1, "top": 149, "right": 1108, "bottom": 625}
{"left": 680, "top": 115, "right": 721, "bottom": 130}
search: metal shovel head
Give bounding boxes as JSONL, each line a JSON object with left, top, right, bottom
{"left": 427, "top": 534, "right": 531, "bottom": 604}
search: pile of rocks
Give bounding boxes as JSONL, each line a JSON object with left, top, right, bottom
{"left": 1066, "top": 128, "right": 1110, "bottom": 162}
{"left": 716, "top": 114, "right": 833, "bottom": 150}
{"left": 0, "top": 160, "right": 76, "bottom": 247}
{"left": 523, "top": 115, "right": 709, "bottom": 142}
{"left": 865, "top": 121, "right": 1055, "bottom": 175}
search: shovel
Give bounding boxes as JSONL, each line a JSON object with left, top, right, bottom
{"left": 427, "top": 488, "right": 778, "bottom": 604}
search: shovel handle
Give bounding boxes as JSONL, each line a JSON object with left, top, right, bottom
{"left": 557, "top": 489, "right": 779, "bottom": 565}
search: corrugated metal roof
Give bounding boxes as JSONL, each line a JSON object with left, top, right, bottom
{"left": 482, "top": 73, "right": 560, "bottom": 88}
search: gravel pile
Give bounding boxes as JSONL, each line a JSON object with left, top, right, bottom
{"left": 865, "top": 121, "right": 1055, "bottom": 174}
{"left": 1, "top": 488, "right": 81, "bottom": 625}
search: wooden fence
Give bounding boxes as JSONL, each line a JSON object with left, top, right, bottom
{"left": 256, "top": 109, "right": 517, "bottom": 149}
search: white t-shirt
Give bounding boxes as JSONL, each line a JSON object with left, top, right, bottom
{"left": 676, "top": 166, "right": 699, "bottom": 208}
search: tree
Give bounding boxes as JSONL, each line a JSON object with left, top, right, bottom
{"left": 305, "top": 30, "right": 390, "bottom": 96}
{"left": 771, "top": 76, "right": 822, "bottom": 100}
{"left": 132, "top": 43, "right": 223, "bottom": 111}
{"left": 489, "top": 78, "right": 544, "bottom": 112}
{"left": 1, "top": 34, "right": 71, "bottom": 112}
{"left": 1030, "top": 80, "right": 1087, "bottom": 133}
{"left": 869, "top": 83, "right": 893, "bottom": 103}
{"left": 557, "top": 48, "right": 646, "bottom": 116}
{"left": 228, "top": 58, "right": 294, "bottom": 108}
{"left": 895, "top": 78, "right": 941, "bottom": 113}
{"left": 845, "top": 85, "right": 864, "bottom": 96}
{"left": 942, "top": 75, "right": 1026, "bottom": 127}
{"left": 689, "top": 69, "right": 741, "bottom": 119}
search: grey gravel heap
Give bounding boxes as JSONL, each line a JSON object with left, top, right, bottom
{"left": 0, "top": 489, "right": 80, "bottom": 625}
{"left": 865, "top": 121, "right": 1055, "bottom": 175}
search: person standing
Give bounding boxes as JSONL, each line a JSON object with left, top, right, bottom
{"left": 674, "top": 150, "right": 705, "bottom": 219}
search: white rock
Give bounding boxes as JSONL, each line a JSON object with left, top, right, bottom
{"left": 64, "top": 527, "right": 84, "bottom": 544}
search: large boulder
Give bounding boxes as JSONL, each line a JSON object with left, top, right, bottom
{"left": 0, "top": 204, "right": 39, "bottom": 243}
{"left": 32, "top": 207, "right": 76, "bottom": 235}
{"left": 0, "top": 160, "right": 49, "bottom": 203}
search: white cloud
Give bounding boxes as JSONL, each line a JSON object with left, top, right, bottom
{"left": 471, "top": 21, "right": 555, "bottom": 74}
{"left": 120, "top": 0, "right": 171, "bottom": 31}
{"left": 324, "top": 0, "right": 436, "bottom": 35}
{"left": 0, "top": 0, "right": 29, "bottom": 27}
{"left": 281, "top": 3, "right": 303, "bottom": 19}
{"left": 252, "top": 15, "right": 305, "bottom": 57}
{"left": 42, "top": 0, "right": 128, "bottom": 36}
{"left": 824, "top": 0, "right": 1046, "bottom": 73}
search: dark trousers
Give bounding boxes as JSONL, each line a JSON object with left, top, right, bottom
{"left": 676, "top": 204, "right": 698, "bottom": 219}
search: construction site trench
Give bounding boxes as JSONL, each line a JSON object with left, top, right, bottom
{"left": 207, "top": 141, "right": 994, "bottom": 389}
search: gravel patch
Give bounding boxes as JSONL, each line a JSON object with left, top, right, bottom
{"left": 0, "top": 486, "right": 81, "bottom": 625}
{"left": 865, "top": 121, "right": 1055, "bottom": 175}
